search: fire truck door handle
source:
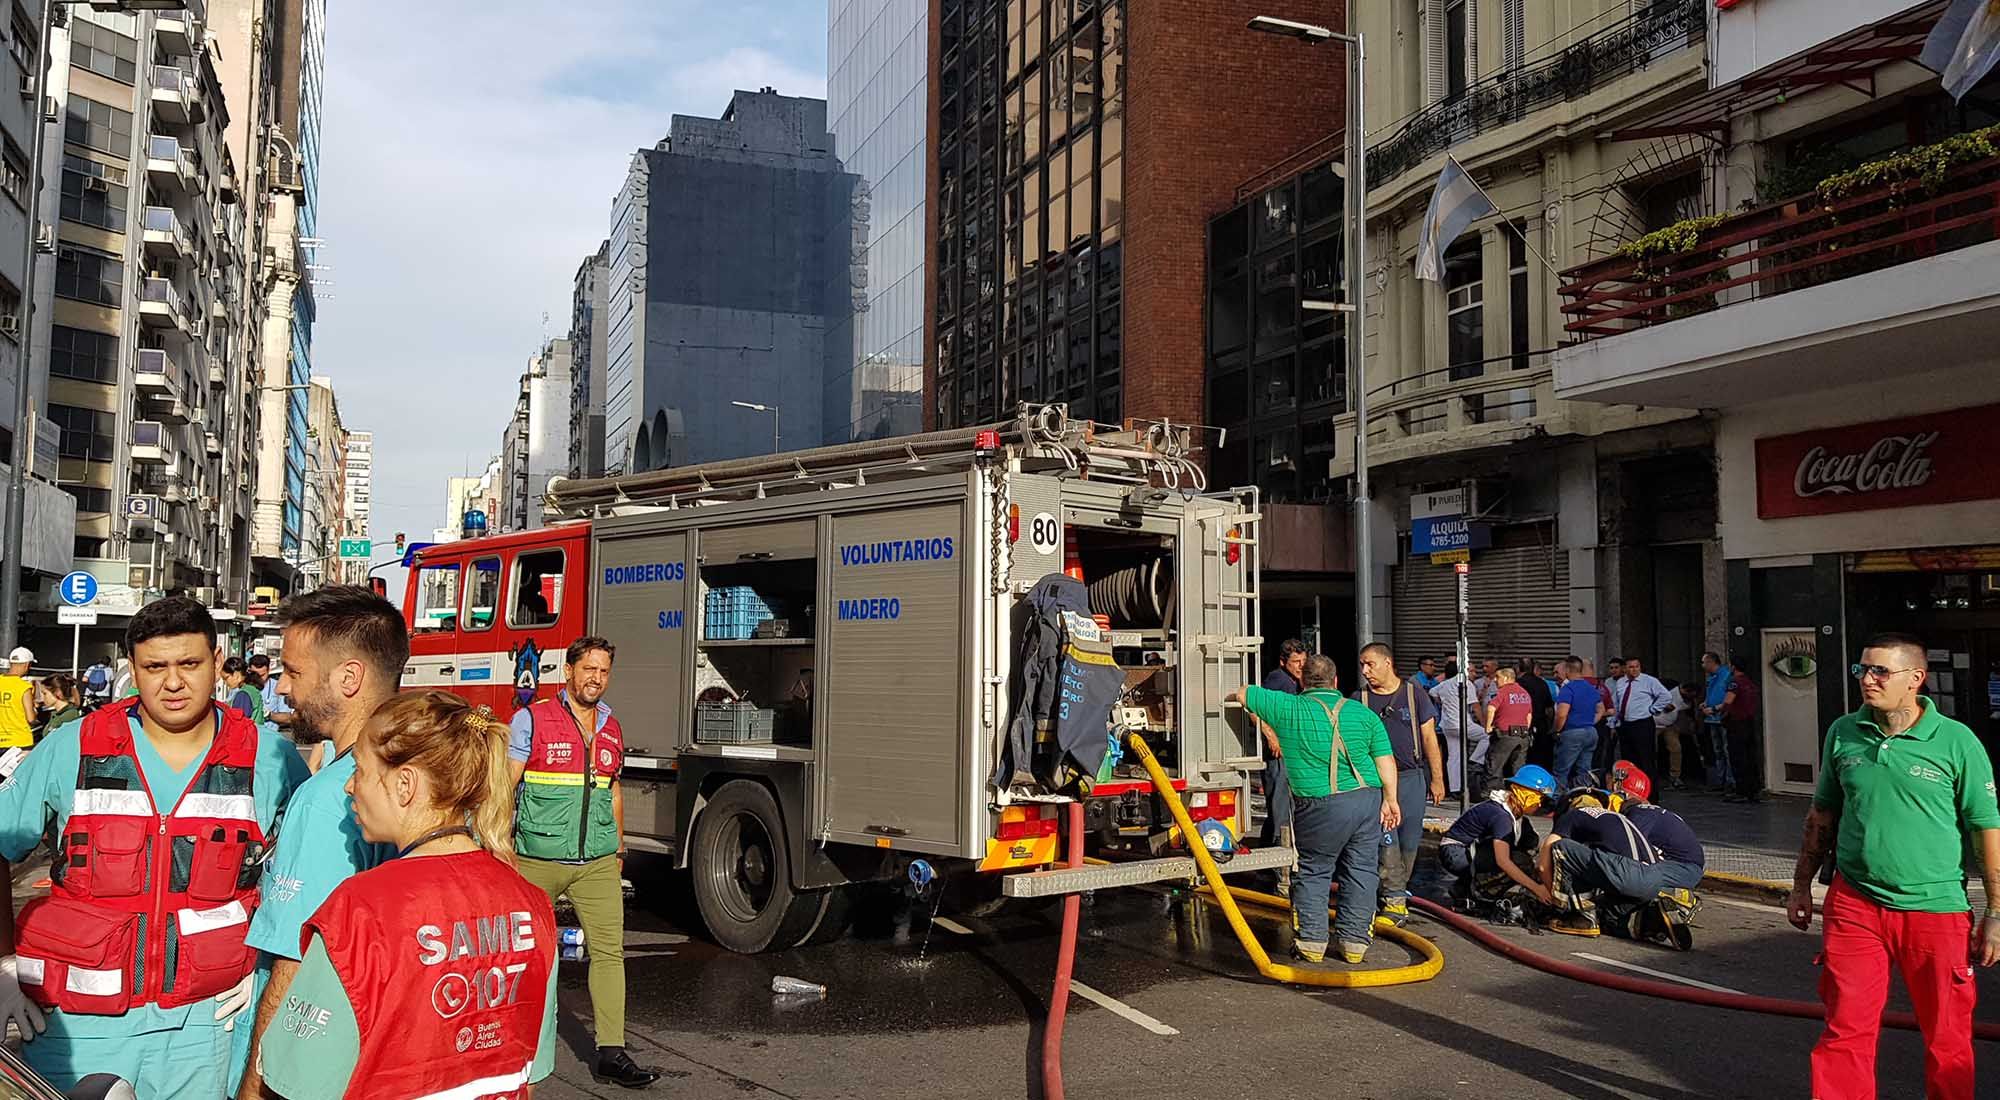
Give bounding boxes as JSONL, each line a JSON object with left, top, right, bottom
{"left": 625, "top": 746, "right": 650, "bottom": 755}
{"left": 737, "top": 551, "right": 773, "bottom": 561}
{"left": 541, "top": 663, "right": 557, "bottom": 673}
{"left": 439, "top": 665, "right": 455, "bottom": 674}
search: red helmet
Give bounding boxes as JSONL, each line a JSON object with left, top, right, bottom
{"left": 1612, "top": 760, "right": 1653, "bottom": 804}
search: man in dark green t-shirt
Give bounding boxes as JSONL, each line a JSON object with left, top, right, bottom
{"left": 1235, "top": 654, "right": 1397, "bottom": 965}
{"left": 1789, "top": 632, "right": 2000, "bottom": 1100}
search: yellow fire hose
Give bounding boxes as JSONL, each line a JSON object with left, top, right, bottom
{"left": 1124, "top": 733, "right": 1443, "bottom": 987}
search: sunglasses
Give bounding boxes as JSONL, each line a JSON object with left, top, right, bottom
{"left": 1850, "top": 663, "right": 1921, "bottom": 682}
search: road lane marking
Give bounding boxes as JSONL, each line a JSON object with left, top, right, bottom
{"left": 1707, "top": 895, "right": 1782, "bottom": 913}
{"left": 927, "top": 914, "right": 1179, "bottom": 1035}
{"left": 1067, "top": 981, "right": 1181, "bottom": 1035}
{"left": 1571, "top": 952, "right": 1746, "bottom": 995}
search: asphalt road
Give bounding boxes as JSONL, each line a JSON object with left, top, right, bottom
{"left": 534, "top": 857, "right": 2000, "bottom": 1100}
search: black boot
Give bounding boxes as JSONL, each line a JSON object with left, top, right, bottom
{"left": 593, "top": 1046, "right": 661, "bottom": 1089}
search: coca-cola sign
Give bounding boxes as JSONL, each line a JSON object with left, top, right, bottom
{"left": 1756, "top": 406, "right": 2000, "bottom": 520}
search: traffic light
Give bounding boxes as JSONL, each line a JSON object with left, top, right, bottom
{"left": 394, "top": 532, "right": 406, "bottom": 554}
{"left": 369, "top": 577, "right": 387, "bottom": 598}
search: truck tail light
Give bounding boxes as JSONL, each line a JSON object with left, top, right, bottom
{"left": 1186, "top": 789, "right": 1238, "bottom": 823}
{"left": 995, "top": 804, "right": 1059, "bottom": 841}
{"left": 1226, "top": 526, "right": 1242, "bottom": 566}
{"left": 1008, "top": 503, "right": 1020, "bottom": 544}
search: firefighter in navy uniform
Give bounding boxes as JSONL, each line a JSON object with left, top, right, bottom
{"left": 261, "top": 691, "right": 557, "bottom": 1100}
{"left": 0, "top": 597, "right": 310, "bottom": 1096}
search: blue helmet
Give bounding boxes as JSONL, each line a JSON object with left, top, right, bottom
{"left": 1507, "top": 765, "right": 1558, "bottom": 797}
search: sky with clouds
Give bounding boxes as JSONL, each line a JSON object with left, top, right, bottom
{"left": 315, "top": 0, "right": 827, "bottom": 555}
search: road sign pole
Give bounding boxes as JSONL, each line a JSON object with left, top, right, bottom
{"left": 1456, "top": 560, "right": 1471, "bottom": 817}
{"left": 71, "top": 621, "right": 79, "bottom": 679}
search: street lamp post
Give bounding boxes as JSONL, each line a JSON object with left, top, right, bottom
{"left": 1247, "top": 12, "right": 1372, "bottom": 645}
{"left": 731, "top": 400, "right": 780, "bottom": 454}
{"left": 1, "top": 0, "right": 203, "bottom": 651}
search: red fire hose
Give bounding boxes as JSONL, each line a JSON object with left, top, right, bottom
{"left": 1042, "top": 801, "right": 1086, "bottom": 1100}
{"left": 1407, "top": 896, "right": 2000, "bottom": 1042}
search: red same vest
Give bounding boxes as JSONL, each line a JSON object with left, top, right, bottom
{"left": 15, "top": 700, "right": 265, "bottom": 1014}
{"left": 307, "top": 850, "right": 557, "bottom": 1100}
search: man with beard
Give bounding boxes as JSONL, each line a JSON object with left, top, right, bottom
{"left": 510, "top": 637, "right": 659, "bottom": 1089}
{"left": 235, "top": 587, "right": 405, "bottom": 1100}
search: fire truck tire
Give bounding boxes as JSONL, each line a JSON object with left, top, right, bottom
{"left": 690, "top": 779, "right": 828, "bottom": 953}
{"left": 787, "top": 886, "right": 854, "bottom": 948}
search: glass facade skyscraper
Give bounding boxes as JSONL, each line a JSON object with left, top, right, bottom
{"left": 282, "top": 0, "right": 326, "bottom": 555}
{"left": 826, "top": 0, "right": 927, "bottom": 442}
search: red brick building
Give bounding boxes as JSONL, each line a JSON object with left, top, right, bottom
{"left": 925, "top": 0, "right": 1345, "bottom": 436}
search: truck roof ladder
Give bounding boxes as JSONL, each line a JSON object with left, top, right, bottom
{"left": 548, "top": 404, "right": 1217, "bottom": 517}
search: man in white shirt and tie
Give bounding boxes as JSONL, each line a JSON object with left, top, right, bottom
{"left": 1609, "top": 656, "right": 1673, "bottom": 781}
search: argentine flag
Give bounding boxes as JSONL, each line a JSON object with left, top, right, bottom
{"left": 1923, "top": 0, "right": 2000, "bottom": 102}
{"left": 1415, "top": 155, "right": 1497, "bottom": 282}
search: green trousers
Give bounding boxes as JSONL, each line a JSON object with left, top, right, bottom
{"left": 517, "top": 854, "right": 627, "bottom": 1048}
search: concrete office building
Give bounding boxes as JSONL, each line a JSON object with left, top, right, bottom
{"left": 298, "top": 373, "right": 342, "bottom": 589}
{"left": 40, "top": 3, "right": 252, "bottom": 604}
{"left": 246, "top": 0, "right": 325, "bottom": 595}
{"left": 604, "top": 89, "right": 860, "bottom": 472}
{"left": 568, "top": 240, "right": 607, "bottom": 479}
{"left": 500, "top": 339, "right": 571, "bottom": 531}
{"left": 0, "top": 0, "right": 76, "bottom": 603}
{"left": 827, "top": 0, "right": 925, "bottom": 442}
{"left": 338, "top": 427, "right": 369, "bottom": 584}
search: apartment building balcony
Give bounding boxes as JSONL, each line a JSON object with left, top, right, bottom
{"left": 154, "top": 2, "right": 204, "bottom": 57}
{"left": 138, "top": 468, "right": 188, "bottom": 506}
{"left": 134, "top": 348, "right": 191, "bottom": 424}
{"left": 142, "top": 207, "right": 196, "bottom": 266}
{"left": 1362, "top": 0, "right": 1705, "bottom": 193}
{"left": 1329, "top": 354, "right": 1565, "bottom": 477}
{"left": 204, "top": 430, "right": 221, "bottom": 456}
{"left": 130, "top": 421, "right": 171, "bottom": 465}
{"left": 136, "top": 276, "right": 200, "bottom": 340}
{"left": 149, "top": 65, "right": 201, "bottom": 126}
{"left": 144, "top": 135, "right": 196, "bottom": 195}
{"left": 207, "top": 354, "right": 224, "bottom": 386}
{"left": 1554, "top": 141, "right": 2000, "bottom": 409}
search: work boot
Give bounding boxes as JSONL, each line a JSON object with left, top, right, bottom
{"left": 1339, "top": 940, "right": 1371, "bottom": 964}
{"left": 1544, "top": 911, "right": 1601, "bottom": 937}
{"left": 593, "top": 1046, "right": 662, "bottom": 1089}
{"left": 1380, "top": 893, "right": 1409, "bottom": 925}
{"left": 1291, "top": 939, "right": 1327, "bottom": 963}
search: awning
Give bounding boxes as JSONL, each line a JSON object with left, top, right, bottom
{"left": 1601, "top": 1, "right": 1945, "bottom": 142}
{"left": 1849, "top": 546, "right": 2000, "bottom": 574}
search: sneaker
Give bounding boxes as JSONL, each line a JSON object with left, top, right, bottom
{"left": 1544, "top": 911, "right": 1601, "bottom": 937}
{"left": 1339, "top": 940, "right": 1371, "bottom": 964}
{"left": 1381, "top": 894, "right": 1409, "bottom": 925}
{"left": 1292, "top": 940, "right": 1327, "bottom": 963}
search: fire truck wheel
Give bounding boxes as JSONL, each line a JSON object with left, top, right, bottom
{"left": 691, "top": 779, "right": 830, "bottom": 953}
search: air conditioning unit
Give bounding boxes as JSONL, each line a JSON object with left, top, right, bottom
{"left": 127, "top": 566, "right": 155, "bottom": 591}
{"left": 187, "top": 317, "right": 204, "bottom": 337}
{"left": 33, "top": 226, "right": 52, "bottom": 253}
{"left": 193, "top": 586, "right": 217, "bottom": 606}
{"left": 0, "top": 315, "right": 19, "bottom": 337}
{"left": 83, "top": 177, "right": 108, "bottom": 193}
{"left": 16, "top": 74, "right": 30, "bottom": 99}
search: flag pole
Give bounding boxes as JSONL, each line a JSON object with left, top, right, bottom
{"left": 1448, "top": 153, "right": 1563, "bottom": 278}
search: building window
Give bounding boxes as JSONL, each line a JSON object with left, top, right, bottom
{"left": 1502, "top": 0, "right": 1525, "bottom": 72}
{"left": 59, "top": 157, "right": 127, "bottom": 231}
{"left": 1508, "top": 224, "right": 1530, "bottom": 370}
{"left": 50, "top": 325, "right": 118, "bottom": 383}
{"left": 55, "top": 245, "right": 122, "bottom": 306}
{"left": 68, "top": 18, "right": 136, "bottom": 84}
{"left": 1445, "top": 0, "right": 1469, "bottom": 101}
{"left": 63, "top": 485, "right": 111, "bottom": 514}
{"left": 0, "top": 138, "right": 26, "bottom": 213}
{"left": 73, "top": 537, "right": 106, "bottom": 559}
{"left": 49, "top": 403, "right": 115, "bottom": 462}
{"left": 1444, "top": 237, "right": 1483, "bottom": 379}
{"left": 64, "top": 97, "right": 132, "bottom": 157}
{"left": 1641, "top": 170, "right": 1704, "bottom": 233}
{"left": 8, "top": 7, "right": 33, "bottom": 77}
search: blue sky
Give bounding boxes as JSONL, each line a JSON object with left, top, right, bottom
{"left": 315, "top": 0, "right": 827, "bottom": 559}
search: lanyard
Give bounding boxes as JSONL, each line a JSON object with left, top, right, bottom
{"left": 398, "top": 824, "right": 474, "bottom": 859}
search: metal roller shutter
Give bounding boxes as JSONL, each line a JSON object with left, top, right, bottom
{"left": 1392, "top": 539, "right": 1570, "bottom": 670}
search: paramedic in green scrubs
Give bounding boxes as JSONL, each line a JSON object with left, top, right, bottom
{"left": 0, "top": 597, "right": 309, "bottom": 1097}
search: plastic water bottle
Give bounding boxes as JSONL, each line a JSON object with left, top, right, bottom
{"left": 558, "top": 927, "right": 587, "bottom": 962}
{"left": 770, "top": 975, "right": 826, "bottom": 996}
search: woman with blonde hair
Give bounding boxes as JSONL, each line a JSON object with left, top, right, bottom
{"left": 258, "top": 690, "right": 558, "bottom": 1099}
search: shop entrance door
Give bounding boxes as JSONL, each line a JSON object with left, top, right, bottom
{"left": 1761, "top": 627, "right": 1823, "bottom": 796}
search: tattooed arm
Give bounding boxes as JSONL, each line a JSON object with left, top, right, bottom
{"left": 1787, "top": 806, "right": 1836, "bottom": 931}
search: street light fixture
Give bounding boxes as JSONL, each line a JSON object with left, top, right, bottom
{"left": 1247, "top": 11, "right": 1374, "bottom": 645}
{"left": 731, "top": 400, "right": 780, "bottom": 454}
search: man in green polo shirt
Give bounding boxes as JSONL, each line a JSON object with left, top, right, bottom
{"left": 1787, "top": 632, "right": 2000, "bottom": 1100}
{"left": 1233, "top": 654, "right": 1397, "bottom": 965}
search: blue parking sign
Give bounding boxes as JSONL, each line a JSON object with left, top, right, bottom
{"left": 59, "top": 571, "right": 98, "bottom": 606}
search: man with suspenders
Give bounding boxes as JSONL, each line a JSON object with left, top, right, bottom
{"left": 1235, "top": 654, "right": 1398, "bottom": 965}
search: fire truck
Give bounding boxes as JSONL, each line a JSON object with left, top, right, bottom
{"left": 401, "top": 406, "right": 1281, "bottom": 951}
